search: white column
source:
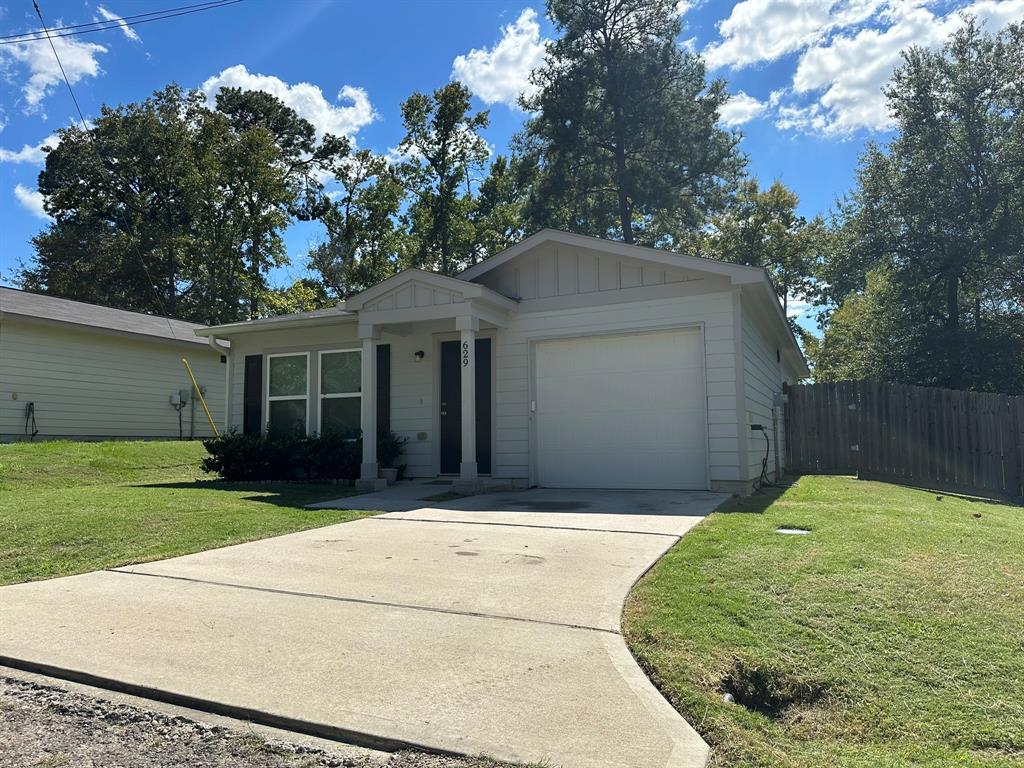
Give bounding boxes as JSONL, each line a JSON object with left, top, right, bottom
{"left": 359, "top": 326, "right": 378, "bottom": 482}
{"left": 457, "top": 316, "right": 479, "bottom": 481}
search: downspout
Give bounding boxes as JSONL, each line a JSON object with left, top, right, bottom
{"left": 207, "top": 335, "right": 231, "bottom": 434}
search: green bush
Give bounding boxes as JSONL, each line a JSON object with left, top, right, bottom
{"left": 201, "top": 430, "right": 406, "bottom": 481}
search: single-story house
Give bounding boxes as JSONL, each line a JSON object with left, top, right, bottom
{"left": 0, "top": 287, "right": 226, "bottom": 441}
{"left": 198, "top": 229, "right": 808, "bottom": 493}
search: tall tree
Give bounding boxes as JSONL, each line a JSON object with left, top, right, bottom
{"left": 307, "top": 149, "right": 404, "bottom": 298}
{"left": 19, "top": 84, "right": 349, "bottom": 323}
{"left": 472, "top": 154, "right": 538, "bottom": 260}
{"left": 397, "top": 82, "right": 490, "bottom": 274}
{"left": 213, "top": 87, "right": 350, "bottom": 316}
{"left": 818, "top": 20, "right": 1024, "bottom": 393}
{"left": 521, "top": 0, "right": 742, "bottom": 244}
{"left": 704, "top": 179, "right": 822, "bottom": 315}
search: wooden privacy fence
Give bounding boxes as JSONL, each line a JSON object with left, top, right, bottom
{"left": 785, "top": 381, "right": 1024, "bottom": 501}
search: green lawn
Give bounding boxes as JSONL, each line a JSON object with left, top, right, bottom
{"left": 624, "top": 476, "right": 1024, "bottom": 768}
{"left": 0, "top": 440, "right": 368, "bottom": 586}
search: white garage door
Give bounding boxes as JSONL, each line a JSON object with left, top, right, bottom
{"left": 534, "top": 329, "right": 707, "bottom": 490}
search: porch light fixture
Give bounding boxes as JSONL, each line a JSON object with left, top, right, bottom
{"left": 414, "top": 350, "right": 425, "bottom": 362}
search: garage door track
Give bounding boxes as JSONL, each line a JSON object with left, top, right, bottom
{"left": 0, "top": 489, "right": 723, "bottom": 768}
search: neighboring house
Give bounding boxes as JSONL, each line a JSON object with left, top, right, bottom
{"left": 0, "top": 287, "right": 226, "bottom": 441}
{"left": 199, "top": 230, "right": 808, "bottom": 493}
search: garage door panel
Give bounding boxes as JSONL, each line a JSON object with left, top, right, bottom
{"left": 535, "top": 329, "right": 708, "bottom": 490}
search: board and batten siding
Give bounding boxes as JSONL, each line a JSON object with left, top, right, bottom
{"left": 740, "top": 301, "right": 786, "bottom": 479}
{"left": 0, "top": 318, "right": 225, "bottom": 440}
{"left": 493, "top": 290, "right": 740, "bottom": 485}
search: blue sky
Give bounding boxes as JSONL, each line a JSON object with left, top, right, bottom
{"left": 3, "top": 0, "right": 1023, "bottom": 324}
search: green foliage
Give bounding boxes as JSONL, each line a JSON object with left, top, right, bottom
{"left": 703, "top": 179, "right": 824, "bottom": 316}
{"left": 201, "top": 431, "right": 361, "bottom": 481}
{"left": 817, "top": 21, "right": 1024, "bottom": 393}
{"left": 376, "top": 429, "right": 408, "bottom": 469}
{"left": 521, "top": 0, "right": 743, "bottom": 244}
{"left": 20, "top": 84, "right": 349, "bottom": 324}
{"left": 625, "top": 475, "right": 1024, "bottom": 767}
{"left": 397, "top": 82, "right": 490, "bottom": 274}
{"left": 307, "top": 149, "right": 405, "bottom": 298}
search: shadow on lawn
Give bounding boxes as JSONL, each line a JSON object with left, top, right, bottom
{"left": 712, "top": 480, "right": 795, "bottom": 515}
{"left": 127, "top": 480, "right": 355, "bottom": 509}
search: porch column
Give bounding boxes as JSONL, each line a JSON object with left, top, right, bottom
{"left": 359, "top": 325, "right": 379, "bottom": 483}
{"left": 456, "top": 315, "right": 478, "bottom": 481}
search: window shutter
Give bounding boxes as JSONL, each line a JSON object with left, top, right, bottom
{"left": 376, "top": 344, "right": 391, "bottom": 434}
{"left": 243, "top": 355, "right": 263, "bottom": 435}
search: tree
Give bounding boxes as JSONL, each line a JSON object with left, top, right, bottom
{"left": 521, "top": 0, "right": 742, "bottom": 245}
{"left": 20, "top": 84, "right": 349, "bottom": 324}
{"left": 818, "top": 20, "right": 1024, "bottom": 393}
{"left": 213, "top": 87, "right": 350, "bottom": 316}
{"left": 307, "top": 149, "right": 405, "bottom": 298}
{"left": 703, "top": 179, "right": 822, "bottom": 315}
{"left": 472, "top": 154, "right": 538, "bottom": 259}
{"left": 397, "top": 82, "right": 490, "bottom": 274}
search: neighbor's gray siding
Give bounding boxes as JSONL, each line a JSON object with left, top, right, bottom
{"left": 0, "top": 318, "right": 225, "bottom": 440}
{"left": 741, "top": 302, "right": 785, "bottom": 479}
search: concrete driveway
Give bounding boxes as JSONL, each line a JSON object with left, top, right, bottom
{"left": 0, "top": 488, "right": 723, "bottom": 768}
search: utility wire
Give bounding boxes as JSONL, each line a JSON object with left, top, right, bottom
{"left": 1, "top": 0, "right": 236, "bottom": 39}
{"left": 30, "top": 0, "right": 171, "bottom": 317}
{"left": 2, "top": 0, "right": 244, "bottom": 45}
{"left": 31, "top": 0, "right": 87, "bottom": 131}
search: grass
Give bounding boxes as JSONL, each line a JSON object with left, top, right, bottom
{"left": 623, "top": 475, "right": 1024, "bottom": 768}
{"left": 0, "top": 440, "right": 369, "bottom": 586}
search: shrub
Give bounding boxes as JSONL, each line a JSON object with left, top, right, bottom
{"left": 201, "top": 430, "right": 405, "bottom": 481}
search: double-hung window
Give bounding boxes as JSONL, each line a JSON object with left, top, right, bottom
{"left": 319, "top": 349, "right": 361, "bottom": 438}
{"left": 266, "top": 353, "right": 309, "bottom": 438}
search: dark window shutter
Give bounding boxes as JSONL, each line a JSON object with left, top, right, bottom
{"left": 376, "top": 344, "right": 391, "bottom": 434}
{"left": 243, "top": 355, "right": 263, "bottom": 435}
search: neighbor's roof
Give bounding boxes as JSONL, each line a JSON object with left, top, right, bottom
{"left": 0, "top": 286, "right": 209, "bottom": 346}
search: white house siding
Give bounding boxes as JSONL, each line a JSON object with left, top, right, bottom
{"left": 493, "top": 289, "right": 739, "bottom": 486}
{"left": 0, "top": 318, "right": 225, "bottom": 440}
{"left": 740, "top": 302, "right": 786, "bottom": 480}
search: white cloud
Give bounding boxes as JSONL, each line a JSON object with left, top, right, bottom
{"left": 786, "top": 0, "right": 1024, "bottom": 136}
{"left": 704, "top": 0, "right": 883, "bottom": 70}
{"left": 451, "top": 8, "right": 548, "bottom": 109}
{"left": 0, "top": 34, "right": 107, "bottom": 111}
{"left": 200, "top": 65, "right": 377, "bottom": 140}
{"left": 14, "top": 184, "right": 50, "bottom": 220}
{"left": 786, "top": 295, "right": 814, "bottom": 319}
{"left": 97, "top": 5, "right": 141, "bottom": 43}
{"left": 719, "top": 91, "right": 767, "bottom": 127}
{"left": 0, "top": 133, "right": 58, "bottom": 163}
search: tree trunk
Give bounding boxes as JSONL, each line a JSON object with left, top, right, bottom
{"left": 945, "top": 271, "right": 961, "bottom": 389}
{"left": 611, "top": 105, "right": 634, "bottom": 244}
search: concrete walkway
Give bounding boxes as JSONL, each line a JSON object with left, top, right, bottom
{"left": 0, "top": 488, "right": 723, "bottom": 768}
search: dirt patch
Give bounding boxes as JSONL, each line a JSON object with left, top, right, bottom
{"left": 719, "top": 657, "right": 828, "bottom": 719}
{"left": 0, "top": 675, "right": 517, "bottom": 768}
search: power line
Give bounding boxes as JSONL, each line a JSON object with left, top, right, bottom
{"left": 31, "top": 0, "right": 87, "bottom": 131}
{"left": 0, "top": 0, "right": 236, "bottom": 39}
{"left": 2, "top": 0, "right": 244, "bottom": 46}
{"left": 30, "top": 0, "right": 172, "bottom": 316}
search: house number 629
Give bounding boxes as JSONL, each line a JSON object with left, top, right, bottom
{"left": 461, "top": 341, "right": 470, "bottom": 367}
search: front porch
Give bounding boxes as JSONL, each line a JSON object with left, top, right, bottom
{"left": 346, "top": 269, "right": 518, "bottom": 492}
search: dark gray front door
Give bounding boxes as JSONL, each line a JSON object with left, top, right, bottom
{"left": 439, "top": 338, "right": 491, "bottom": 474}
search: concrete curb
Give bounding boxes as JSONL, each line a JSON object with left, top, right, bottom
{"left": 0, "top": 655, "right": 462, "bottom": 759}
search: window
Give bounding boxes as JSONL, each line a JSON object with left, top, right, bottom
{"left": 319, "top": 349, "right": 361, "bottom": 438}
{"left": 266, "top": 353, "right": 309, "bottom": 438}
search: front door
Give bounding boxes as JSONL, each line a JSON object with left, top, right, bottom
{"left": 439, "top": 338, "right": 492, "bottom": 474}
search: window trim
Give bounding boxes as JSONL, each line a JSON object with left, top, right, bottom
{"left": 317, "top": 347, "right": 362, "bottom": 436}
{"left": 265, "top": 352, "right": 310, "bottom": 437}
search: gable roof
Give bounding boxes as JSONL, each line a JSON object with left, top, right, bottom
{"left": 0, "top": 287, "right": 209, "bottom": 346}
{"left": 344, "top": 268, "right": 518, "bottom": 312}
{"left": 459, "top": 228, "right": 766, "bottom": 284}
{"left": 461, "top": 229, "right": 809, "bottom": 378}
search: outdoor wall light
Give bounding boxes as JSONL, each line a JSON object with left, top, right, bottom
{"left": 414, "top": 350, "right": 425, "bottom": 362}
